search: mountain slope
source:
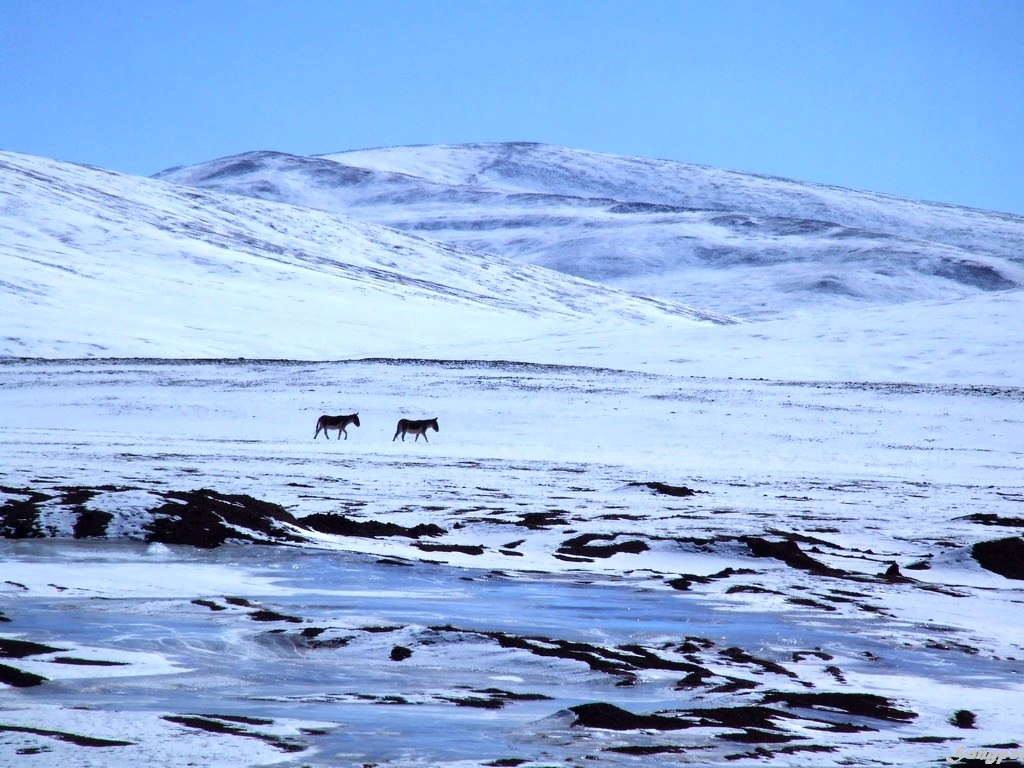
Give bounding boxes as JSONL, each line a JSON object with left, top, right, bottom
{"left": 156, "top": 143, "right": 1024, "bottom": 318}
{"left": 0, "top": 151, "right": 726, "bottom": 360}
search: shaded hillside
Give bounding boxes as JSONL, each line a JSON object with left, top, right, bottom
{"left": 156, "top": 143, "right": 1024, "bottom": 318}
{"left": 0, "top": 151, "right": 726, "bottom": 359}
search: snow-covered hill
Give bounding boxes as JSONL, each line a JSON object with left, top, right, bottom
{"left": 0, "top": 151, "right": 726, "bottom": 359}
{"left": 156, "top": 142, "right": 1024, "bottom": 318}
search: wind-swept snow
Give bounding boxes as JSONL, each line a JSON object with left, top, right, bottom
{"left": 157, "top": 142, "right": 1024, "bottom": 318}
{"left": 0, "top": 151, "right": 724, "bottom": 359}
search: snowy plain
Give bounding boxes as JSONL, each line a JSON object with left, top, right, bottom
{"left": 2, "top": 145, "right": 1024, "bottom": 767}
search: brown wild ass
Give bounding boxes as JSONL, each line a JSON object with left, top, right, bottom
{"left": 393, "top": 417, "right": 439, "bottom": 442}
{"left": 314, "top": 413, "right": 361, "bottom": 440}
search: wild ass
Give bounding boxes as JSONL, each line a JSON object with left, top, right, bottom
{"left": 314, "top": 413, "right": 361, "bottom": 440}
{"left": 393, "top": 417, "right": 439, "bottom": 442}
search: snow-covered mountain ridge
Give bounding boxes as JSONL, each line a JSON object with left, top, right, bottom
{"left": 0, "top": 150, "right": 725, "bottom": 359}
{"left": 157, "top": 142, "right": 1024, "bottom": 318}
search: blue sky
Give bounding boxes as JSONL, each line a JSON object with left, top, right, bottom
{"left": 3, "top": 0, "right": 1023, "bottom": 214}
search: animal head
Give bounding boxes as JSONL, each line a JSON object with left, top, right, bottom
{"left": 352, "top": 413, "right": 361, "bottom": 427}
{"left": 430, "top": 418, "right": 439, "bottom": 431}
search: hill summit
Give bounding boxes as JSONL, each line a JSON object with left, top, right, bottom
{"left": 158, "top": 142, "right": 1024, "bottom": 318}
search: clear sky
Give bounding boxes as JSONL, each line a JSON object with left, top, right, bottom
{"left": 3, "top": 0, "right": 1023, "bottom": 214}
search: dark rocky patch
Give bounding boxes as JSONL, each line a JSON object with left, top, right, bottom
{"left": 630, "top": 481, "right": 700, "bottom": 497}
{"left": 431, "top": 626, "right": 706, "bottom": 685}
{"left": 6, "top": 483, "right": 456, "bottom": 548}
{"left": 720, "top": 647, "right": 797, "bottom": 678}
{"left": 760, "top": 691, "right": 917, "bottom": 722}
{"left": 191, "top": 599, "right": 227, "bottom": 611}
{"left": 303, "top": 513, "right": 444, "bottom": 539}
{"left": 710, "top": 677, "right": 761, "bottom": 693}
{"left": 415, "top": 542, "right": 485, "bottom": 556}
{"left": 950, "top": 709, "right": 977, "bottom": 728}
{"left": 441, "top": 695, "right": 504, "bottom": 709}
{"left": 249, "top": 609, "right": 302, "bottom": 623}
{"left": 668, "top": 576, "right": 699, "bottom": 591}
{"left": 972, "top": 537, "right": 1024, "bottom": 580}
{"left": 0, "top": 638, "right": 65, "bottom": 658}
{"left": 163, "top": 715, "right": 305, "bottom": 753}
{"left": 300, "top": 630, "right": 355, "bottom": 650}
{"left": 825, "top": 665, "right": 846, "bottom": 683}
{"left": 792, "top": 650, "right": 833, "bottom": 663}
{"left": 0, "top": 662, "right": 47, "bottom": 687}
{"left": 147, "top": 489, "right": 303, "bottom": 548}
{"left": 0, "top": 724, "right": 133, "bottom": 747}
{"left": 53, "top": 486, "right": 117, "bottom": 538}
{"left": 672, "top": 567, "right": 758, "bottom": 590}
{"left": 353, "top": 693, "right": 411, "bottom": 705}
{"left": 389, "top": 645, "right": 412, "bottom": 661}
{"left": 925, "top": 639, "right": 980, "bottom": 655}
{"left": 558, "top": 533, "right": 649, "bottom": 559}
{"left": 470, "top": 687, "right": 551, "bottom": 703}
{"left": 568, "top": 702, "right": 688, "bottom": 731}
{"left": 553, "top": 553, "right": 593, "bottom": 563}
{"left": 779, "top": 744, "right": 839, "bottom": 755}
{"left": 726, "top": 584, "right": 779, "bottom": 595}
{"left": 881, "top": 563, "right": 916, "bottom": 583}
{"left": 742, "top": 536, "right": 847, "bottom": 576}
{"left": 727, "top": 743, "right": 837, "bottom": 761}
{"left": 606, "top": 745, "right": 688, "bottom": 755}
{"left": 0, "top": 486, "right": 52, "bottom": 538}
{"left": 51, "top": 657, "right": 128, "bottom": 666}
{"left": 689, "top": 705, "right": 795, "bottom": 731}
{"left": 199, "top": 713, "right": 275, "bottom": 726}
{"left": 960, "top": 513, "right": 1024, "bottom": 527}
{"left": 677, "top": 636, "right": 715, "bottom": 654}
{"left": 514, "top": 511, "right": 569, "bottom": 529}
{"left": 717, "top": 729, "right": 799, "bottom": 743}
{"left": 786, "top": 596, "right": 838, "bottom": 611}
{"left": 73, "top": 508, "right": 113, "bottom": 538}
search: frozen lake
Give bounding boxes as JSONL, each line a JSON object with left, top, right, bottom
{"left": 5, "top": 540, "right": 1021, "bottom": 768}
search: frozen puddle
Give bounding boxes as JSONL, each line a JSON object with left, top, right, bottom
{"left": 2, "top": 541, "right": 1022, "bottom": 767}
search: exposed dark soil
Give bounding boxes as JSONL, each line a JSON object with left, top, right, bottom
{"left": 147, "top": 489, "right": 303, "bottom": 548}
{"left": 760, "top": 691, "right": 917, "bottom": 722}
{"left": 303, "top": 513, "right": 444, "bottom": 539}
{"left": 972, "top": 537, "right": 1024, "bottom": 580}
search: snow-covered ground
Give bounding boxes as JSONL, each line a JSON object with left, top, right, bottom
{"left": 2, "top": 145, "right": 1023, "bottom": 767}
{"left": 3, "top": 357, "right": 1022, "bottom": 767}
